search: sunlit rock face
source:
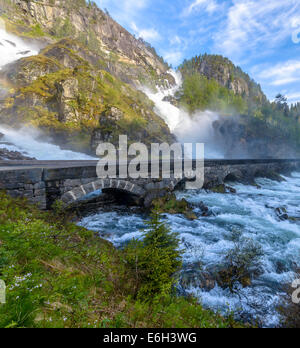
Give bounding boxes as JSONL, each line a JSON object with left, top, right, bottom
{"left": 5, "top": 0, "right": 175, "bottom": 88}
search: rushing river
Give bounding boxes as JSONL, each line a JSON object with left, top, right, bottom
{"left": 78, "top": 173, "right": 300, "bottom": 327}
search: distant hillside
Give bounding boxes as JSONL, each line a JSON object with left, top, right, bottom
{"left": 178, "top": 55, "right": 300, "bottom": 158}
{"left": 179, "top": 54, "right": 266, "bottom": 102}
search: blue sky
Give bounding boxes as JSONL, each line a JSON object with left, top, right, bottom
{"left": 96, "top": 0, "right": 300, "bottom": 104}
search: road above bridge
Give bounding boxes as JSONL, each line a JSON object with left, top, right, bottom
{"left": 0, "top": 159, "right": 299, "bottom": 209}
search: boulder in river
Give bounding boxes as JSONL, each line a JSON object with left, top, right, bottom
{"left": 275, "top": 207, "right": 289, "bottom": 221}
{"left": 180, "top": 268, "right": 216, "bottom": 291}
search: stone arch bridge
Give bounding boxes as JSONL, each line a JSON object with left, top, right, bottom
{"left": 0, "top": 159, "right": 299, "bottom": 209}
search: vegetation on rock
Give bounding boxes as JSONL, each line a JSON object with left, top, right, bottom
{"left": 0, "top": 39, "right": 174, "bottom": 153}
{"left": 217, "top": 237, "right": 263, "bottom": 293}
{"left": 151, "top": 193, "right": 197, "bottom": 220}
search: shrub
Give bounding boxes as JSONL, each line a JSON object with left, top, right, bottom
{"left": 218, "top": 238, "right": 263, "bottom": 292}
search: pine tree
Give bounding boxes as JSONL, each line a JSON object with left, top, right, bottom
{"left": 124, "top": 209, "right": 182, "bottom": 301}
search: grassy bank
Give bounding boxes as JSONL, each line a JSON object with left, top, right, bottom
{"left": 0, "top": 192, "right": 246, "bottom": 328}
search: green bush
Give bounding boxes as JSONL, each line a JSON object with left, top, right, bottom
{"left": 218, "top": 238, "right": 263, "bottom": 292}
{"left": 180, "top": 73, "right": 247, "bottom": 115}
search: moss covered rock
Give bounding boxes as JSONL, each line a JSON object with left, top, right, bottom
{"left": 152, "top": 193, "right": 197, "bottom": 220}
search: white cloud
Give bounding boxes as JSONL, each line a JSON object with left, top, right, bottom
{"left": 258, "top": 60, "right": 300, "bottom": 86}
{"left": 130, "top": 22, "right": 160, "bottom": 41}
{"left": 214, "top": 0, "right": 300, "bottom": 61}
{"left": 163, "top": 51, "right": 183, "bottom": 66}
{"left": 170, "top": 35, "right": 182, "bottom": 46}
{"left": 182, "top": 0, "right": 218, "bottom": 16}
{"left": 286, "top": 92, "right": 300, "bottom": 100}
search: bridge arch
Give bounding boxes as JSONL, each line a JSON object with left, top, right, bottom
{"left": 61, "top": 179, "right": 146, "bottom": 206}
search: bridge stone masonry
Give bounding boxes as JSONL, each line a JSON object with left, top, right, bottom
{"left": 0, "top": 159, "right": 299, "bottom": 210}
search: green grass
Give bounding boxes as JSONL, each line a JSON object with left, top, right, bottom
{"left": 0, "top": 193, "right": 246, "bottom": 328}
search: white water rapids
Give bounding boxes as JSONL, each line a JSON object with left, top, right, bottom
{"left": 77, "top": 74, "right": 300, "bottom": 327}
{"left": 79, "top": 174, "right": 300, "bottom": 327}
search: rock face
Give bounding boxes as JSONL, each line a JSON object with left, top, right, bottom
{"left": 3, "top": 0, "right": 174, "bottom": 88}
{"left": 0, "top": 1, "right": 176, "bottom": 155}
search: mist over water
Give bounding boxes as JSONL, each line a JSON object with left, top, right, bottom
{"left": 144, "top": 70, "right": 224, "bottom": 159}
{"left": 0, "top": 125, "right": 95, "bottom": 160}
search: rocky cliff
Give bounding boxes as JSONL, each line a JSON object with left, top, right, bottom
{"left": 1, "top": 0, "right": 174, "bottom": 88}
{"left": 0, "top": 0, "right": 175, "bottom": 154}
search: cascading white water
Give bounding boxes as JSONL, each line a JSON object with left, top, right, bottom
{"left": 0, "top": 27, "right": 38, "bottom": 66}
{"left": 144, "top": 70, "right": 224, "bottom": 159}
{"left": 0, "top": 25, "right": 96, "bottom": 160}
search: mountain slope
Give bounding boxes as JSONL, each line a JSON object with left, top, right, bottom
{"left": 0, "top": 0, "right": 175, "bottom": 154}
{"left": 1, "top": 0, "right": 174, "bottom": 89}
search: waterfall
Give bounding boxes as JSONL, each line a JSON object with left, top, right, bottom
{"left": 0, "top": 27, "right": 38, "bottom": 67}
{"left": 144, "top": 70, "right": 224, "bottom": 159}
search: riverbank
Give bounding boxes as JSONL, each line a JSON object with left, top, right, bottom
{"left": 0, "top": 191, "right": 245, "bottom": 328}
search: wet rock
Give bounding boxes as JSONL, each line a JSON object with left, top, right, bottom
{"left": 210, "top": 184, "right": 237, "bottom": 194}
{"left": 5, "top": 39, "right": 16, "bottom": 47}
{"left": 211, "top": 184, "right": 226, "bottom": 194}
{"left": 151, "top": 193, "right": 197, "bottom": 220}
{"left": 227, "top": 186, "right": 237, "bottom": 194}
{"left": 17, "top": 50, "right": 31, "bottom": 55}
{"left": 162, "top": 95, "right": 178, "bottom": 106}
{"left": 275, "top": 207, "right": 289, "bottom": 221}
{"left": 217, "top": 266, "right": 252, "bottom": 290}
{"left": 266, "top": 172, "right": 286, "bottom": 182}
{"left": 192, "top": 201, "right": 214, "bottom": 217}
{"left": 0, "top": 148, "right": 36, "bottom": 160}
{"left": 180, "top": 268, "right": 216, "bottom": 291}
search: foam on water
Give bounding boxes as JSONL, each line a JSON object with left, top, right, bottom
{"left": 78, "top": 172, "right": 300, "bottom": 327}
